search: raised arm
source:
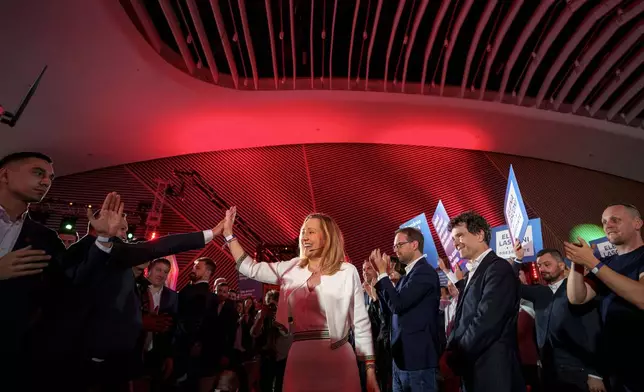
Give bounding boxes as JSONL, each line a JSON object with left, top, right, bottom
{"left": 224, "top": 207, "right": 284, "bottom": 285}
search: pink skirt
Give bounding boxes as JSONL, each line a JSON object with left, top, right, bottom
{"left": 283, "top": 339, "right": 361, "bottom": 392}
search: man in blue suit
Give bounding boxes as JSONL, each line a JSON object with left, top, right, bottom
{"left": 371, "top": 227, "right": 441, "bottom": 392}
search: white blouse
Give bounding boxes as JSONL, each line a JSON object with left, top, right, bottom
{"left": 236, "top": 255, "right": 375, "bottom": 361}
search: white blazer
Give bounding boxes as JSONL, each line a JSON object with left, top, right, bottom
{"left": 236, "top": 255, "right": 375, "bottom": 361}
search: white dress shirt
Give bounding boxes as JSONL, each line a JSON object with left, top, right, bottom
{"left": 146, "top": 286, "right": 163, "bottom": 351}
{"left": 0, "top": 206, "right": 27, "bottom": 257}
{"left": 548, "top": 278, "right": 565, "bottom": 294}
{"left": 465, "top": 248, "right": 493, "bottom": 287}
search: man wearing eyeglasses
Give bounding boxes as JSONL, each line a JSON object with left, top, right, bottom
{"left": 370, "top": 227, "right": 441, "bottom": 392}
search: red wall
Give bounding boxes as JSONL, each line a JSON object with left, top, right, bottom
{"left": 43, "top": 144, "right": 644, "bottom": 290}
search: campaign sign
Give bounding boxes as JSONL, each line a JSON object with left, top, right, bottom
{"left": 589, "top": 237, "right": 617, "bottom": 259}
{"left": 431, "top": 201, "right": 466, "bottom": 270}
{"left": 400, "top": 213, "right": 439, "bottom": 268}
{"left": 504, "top": 165, "right": 530, "bottom": 247}
{"left": 238, "top": 272, "right": 264, "bottom": 299}
{"left": 491, "top": 218, "right": 543, "bottom": 262}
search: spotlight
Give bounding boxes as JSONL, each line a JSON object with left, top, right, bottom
{"left": 150, "top": 231, "right": 157, "bottom": 240}
{"left": 59, "top": 216, "right": 77, "bottom": 235}
{"left": 126, "top": 225, "right": 137, "bottom": 240}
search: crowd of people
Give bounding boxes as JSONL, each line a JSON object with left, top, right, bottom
{"left": 0, "top": 151, "right": 642, "bottom": 392}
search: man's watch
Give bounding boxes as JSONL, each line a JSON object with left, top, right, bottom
{"left": 590, "top": 262, "right": 605, "bottom": 275}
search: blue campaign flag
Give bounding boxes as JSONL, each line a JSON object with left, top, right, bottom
{"left": 400, "top": 213, "right": 439, "bottom": 268}
{"left": 589, "top": 237, "right": 617, "bottom": 260}
{"left": 238, "top": 271, "right": 264, "bottom": 299}
{"left": 490, "top": 218, "right": 544, "bottom": 262}
{"left": 431, "top": 201, "right": 466, "bottom": 270}
{"left": 504, "top": 165, "right": 530, "bottom": 246}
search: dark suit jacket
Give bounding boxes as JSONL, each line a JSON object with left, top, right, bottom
{"left": 512, "top": 262, "right": 602, "bottom": 377}
{"left": 140, "top": 284, "right": 179, "bottom": 359}
{"left": 375, "top": 257, "right": 441, "bottom": 371}
{"left": 78, "top": 232, "right": 205, "bottom": 358}
{"left": 0, "top": 216, "right": 105, "bottom": 389}
{"left": 447, "top": 250, "right": 525, "bottom": 392}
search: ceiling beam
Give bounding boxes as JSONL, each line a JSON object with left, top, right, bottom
{"left": 497, "top": 0, "right": 555, "bottom": 102}
{"left": 289, "top": 0, "right": 297, "bottom": 89}
{"left": 347, "top": 0, "right": 361, "bottom": 90}
{"left": 185, "top": 0, "right": 219, "bottom": 84}
{"left": 535, "top": 0, "right": 623, "bottom": 108}
{"left": 589, "top": 48, "right": 644, "bottom": 116}
{"left": 624, "top": 96, "right": 644, "bottom": 125}
{"left": 461, "top": 0, "right": 498, "bottom": 98}
{"left": 517, "top": 0, "right": 588, "bottom": 106}
{"left": 237, "top": 0, "right": 259, "bottom": 90}
{"left": 365, "top": 0, "right": 384, "bottom": 90}
{"left": 383, "top": 0, "right": 406, "bottom": 92}
{"left": 606, "top": 72, "right": 644, "bottom": 120}
{"left": 208, "top": 0, "right": 239, "bottom": 89}
{"left": 440, "top": 0, "right": 475, "bottom": 96}
{"left": 401, "top": 0, "right": 430, "bottom": 93}
{"left": 420, "top": 0, "right": 451, "bottom": 95}
{"left": 129, "top": 0, "right": 163, "bottom": 54}
{"left": 565, "top": 20, "right": 644, "bottom": 113}
{"left": 329, "top": 0, "right": 339, "bottom": 89}
{"left": 480, "top": 0, "right": 523, "bottom": 100}
{"left": 158, "top": 0, "right": 196, "bottom": 74}
{"left": 264, "top": 0, "right": 279, "bottom": 89}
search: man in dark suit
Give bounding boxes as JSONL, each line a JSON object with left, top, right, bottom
{"left": 138, "top": 258, "right": 179, "bottom": 391}
{"left": 512, "top": 246, "right": 605, "bottom": 392}
{"left": 445, "top": 211, "right": 524, "bottom": 392}
{"left": 371, "top": 227, "right": 441, "bottom": 392}
{"left": 0, "top": 152, "right": 112, "bottom": 390}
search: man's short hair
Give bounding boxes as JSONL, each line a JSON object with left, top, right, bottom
{"left": 395, "top": 227, "right": 424, "bottom": 253}
{"left": 536, "top": 248, "right": 565, "bottom": 263}
{"left": 229, "top": 289, "right": 238, "bottom": 294}
{"left": 606, "top": 203, "right": 641, "bottom": 219}
{"left": 448, "top": 211, "right": 491, "bottom": 245}
{"left": 0, "top": 152, "right": 53, "bottom": 168}
{"left": 149, "top": 258, "right": 171, "bottom": 269}
{"left": 215, "top": 281, "right": 229, "bottom": 290}
{"left": 196, "top": 257, "right": 216, "bottom": 273}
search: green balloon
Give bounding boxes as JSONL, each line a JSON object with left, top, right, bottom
{"left": 569, "top": 224, "right": 604, "bottom": 243}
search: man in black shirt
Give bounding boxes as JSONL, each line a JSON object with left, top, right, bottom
{"left": 565, "top": 203, "right": 644, "bottom": 392}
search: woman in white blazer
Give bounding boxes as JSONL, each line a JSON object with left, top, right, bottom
{"left": 220, "top": 207, "right": 379, "bottom": 392}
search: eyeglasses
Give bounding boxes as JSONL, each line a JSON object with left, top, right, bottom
{"left": 393, "top": 241, "right": 411, "bottom": 250}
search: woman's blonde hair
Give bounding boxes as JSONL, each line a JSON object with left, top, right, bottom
{"left": 298, "top": 213, "right": 346, "bottom": 275}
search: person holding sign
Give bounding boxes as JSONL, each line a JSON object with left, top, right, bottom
{"left": 222, "top": 207, "right": 379, "bottom": 392}
{"left": 512, "top": 244, "right": 605, "bottom": 392}
{"left": 444, "top": 211, "right": 524, "bottom": 392}
{"left": 565, "top": 203, "right": 644, "bottom": 392}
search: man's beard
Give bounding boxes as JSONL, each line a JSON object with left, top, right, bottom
{"left": 189, "top": 272, "right": 197, "bottom": 282}
{"left": 543, "top": 270, "right": 562, "bottom": 283}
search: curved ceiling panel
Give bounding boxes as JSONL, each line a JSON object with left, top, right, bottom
{"left": 0, "top": 0, "right": 643, "bottom": 183}
{"left": 125, "top": 0, "right": 643, "bottom": 127}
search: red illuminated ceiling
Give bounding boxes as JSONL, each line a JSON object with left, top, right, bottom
{"left": 0, "top": 0, "right": 642, "bottom": 184}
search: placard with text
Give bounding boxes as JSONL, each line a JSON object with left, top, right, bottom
{"left": 431, "top": 200, "right": 466, "bottom": 270}
{"left": 491, "top": 218, "right": 543, "bottom": 262}
{"left": 504, "top": 165, "right": 530, "bottom": 246}
{"left": 589, "top": 237, "right": 617, "bottom": 259}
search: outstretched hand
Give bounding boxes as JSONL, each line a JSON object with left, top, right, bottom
{"left": 88, "top": 192, "right": 125, "bottom": 238}
{"left": 223, "top": 206, "right": 237, "bottom": 236}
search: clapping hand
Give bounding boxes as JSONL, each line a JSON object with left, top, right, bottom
{"left": 0, "top": 246, "right": 51, "bottom": 280}
{"left": 88, "top": 192, "right": 125, "bottom": 238}
{"left": 564, "top": 237, "right": 599, "bottom": 269}
{"left": 369, "top": 249, "right": 389, "bottom": 275}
